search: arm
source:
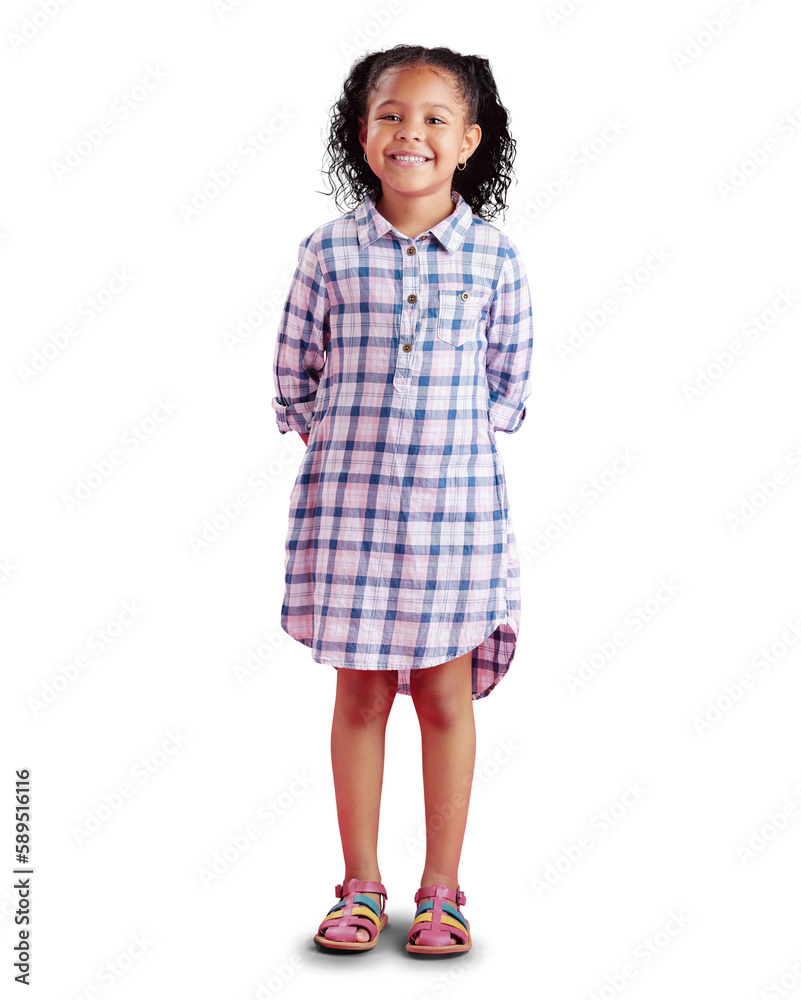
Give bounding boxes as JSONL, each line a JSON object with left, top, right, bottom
{"left": 485, "top": 239, "right": 534, "bottom": 434}
{"left": 271, "top": 235, "right": 328, "bottom": 436}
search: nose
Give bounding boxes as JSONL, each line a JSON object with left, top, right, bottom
{"left": 395, "top": 120, "right": 425, "bottom": 141}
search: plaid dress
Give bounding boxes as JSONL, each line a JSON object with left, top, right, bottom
{"left": 272, "top": 189, "right": 533, "bottom": 700}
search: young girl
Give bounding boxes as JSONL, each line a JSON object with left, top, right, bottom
{"left": 271, "top": 44, "right": 533, "bottom": 954}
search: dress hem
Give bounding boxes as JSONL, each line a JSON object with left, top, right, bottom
{"left": 304, "top": 610, "right": 513, "bottom": 673}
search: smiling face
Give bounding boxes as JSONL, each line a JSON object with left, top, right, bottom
{"left": 358, "top": 64, "right": 481, "bottom": 208}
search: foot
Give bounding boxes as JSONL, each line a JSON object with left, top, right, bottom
{"left": 409, "top": 880, "right": 461, "bottom": 946}
{"left": 409, "top": 922, "right": 459, "bottom": 945}
{"left": 319, "top": 885, "right": 383, "bottom": 943}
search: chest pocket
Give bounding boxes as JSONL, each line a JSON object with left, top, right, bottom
{"left": 436, "top": 289, "right": 484, "bottom": 347}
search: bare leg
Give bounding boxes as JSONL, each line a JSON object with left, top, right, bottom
{"left": 409, "top": 650, "right": 476, "bottom": 944}
{"left": 323, "top": 666, "right": 398, "bottom": 942}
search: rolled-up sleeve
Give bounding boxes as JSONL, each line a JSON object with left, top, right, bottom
{"left": 485, "top": 239, "right": 533, "bottom": 434}
{"left": 271, "top": 235, "right": 329, "bottom": 435}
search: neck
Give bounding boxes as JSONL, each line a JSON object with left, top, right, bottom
{"left": 374, "top": 188, "right": 457, "bottom": 239}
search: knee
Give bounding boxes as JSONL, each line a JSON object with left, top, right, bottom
{"left": 410, "top": 654, "right": 474, "bottom": 728}
{"left": 411, "top": 687, "right": 469, "bottom": 730}
{"left": 335, "top": 674, "right": 397, "bottom": 727}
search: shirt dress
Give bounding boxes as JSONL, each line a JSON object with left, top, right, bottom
{"left": 271, "top": 188, "right": 533, "bottom": 700}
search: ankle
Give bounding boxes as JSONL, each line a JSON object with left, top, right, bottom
{"left": 419, "top": 871, "right": 459, "bottom": 892}
{"left": 342, "top": 869, "right": 383, "bottom": 886}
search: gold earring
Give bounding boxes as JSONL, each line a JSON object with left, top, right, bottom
{"left": 456, "top": 161, "right": 466, "bottom": 171}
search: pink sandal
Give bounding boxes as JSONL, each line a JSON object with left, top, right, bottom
{"left": 406, "top": 883, "right": 471, "bottom": 954}
{"left": 314, "top": 878, "right": 388, "bottom": 951}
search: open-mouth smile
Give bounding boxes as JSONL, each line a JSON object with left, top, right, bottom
{"left": 387, "top": 153, "right": 432, "bottom": 165}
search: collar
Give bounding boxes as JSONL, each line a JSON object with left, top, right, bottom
{"left": 355, "top": 188, "right": 474, "bottom": 256}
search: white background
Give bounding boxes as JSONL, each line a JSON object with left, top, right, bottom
{"left": 2, "top": 0, "right": 800, "bottom": 997}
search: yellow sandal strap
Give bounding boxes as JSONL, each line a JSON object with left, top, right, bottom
{"left": 410, "top": 911, "right": 465, "bottom": 933}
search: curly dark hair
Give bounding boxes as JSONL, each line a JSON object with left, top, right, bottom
{"left": 318, "top": 44, "right": 517, "bottom": 222}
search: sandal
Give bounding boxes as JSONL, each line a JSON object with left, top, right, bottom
{"left": 313, "top": 878, "right": 388, "bottom": 951}
{"left": 406, "top": 883, "right": 471, "bottom": 954}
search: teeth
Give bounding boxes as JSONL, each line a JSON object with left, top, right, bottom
{"left": 393, "top": 154, "right": 427, "bottom": 162}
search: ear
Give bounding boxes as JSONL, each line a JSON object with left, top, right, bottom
{"left": 358, "top": 117, "right": 368, "bottom": 150}
{"left": 461, "top": 123, "right": 482, "bottom": 162}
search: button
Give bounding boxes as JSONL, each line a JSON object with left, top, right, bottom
{"left": 419, "top": 235, "right": 427, "bottom": 240}
{"left": 461, "top": 291, "right": 470, "bottom": 301}
{"left": 407, "top": 246, "right": 416, "bottom": 255}
{"left": 407, "top": 294, "right": 417, "bottom": 303}
{"left": 402, "top": 343, "right": 412, "bottom": 352}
